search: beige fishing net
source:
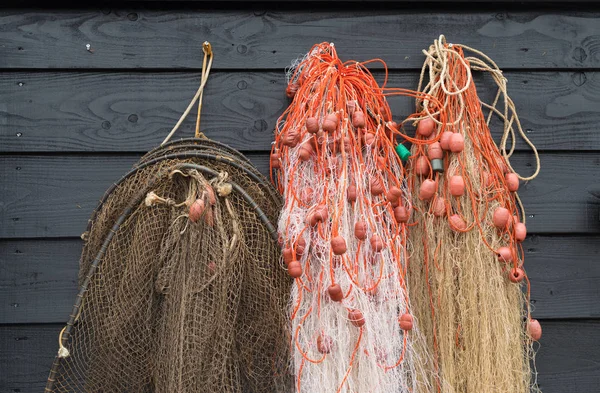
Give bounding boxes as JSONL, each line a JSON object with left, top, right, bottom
{"left": 46, "top": 43, "right": 291, "bottom": 393}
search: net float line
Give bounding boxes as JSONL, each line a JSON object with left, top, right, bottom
{"left": 271, "top": 43, "right": 445, "bottom": 393}
{"left": 403, "top": 36, "right": 541, "bottom": 393}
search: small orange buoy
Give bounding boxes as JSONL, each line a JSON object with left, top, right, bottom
{"left": 428, "top": 142, "right": 443, "bottom": 160}
{"left": 449, "top": 214, "right": 467, "bottom": 231}
{"left": 207, "top": 261, "right": 217, "bottom": 275}
{"left": 327, "top": 284, "right": 344, "bottom": 302}
{"left": 331, "top": 236, "right": 347, "bottom": 255}
{"left": 394, "top": 206, "right": 410, "bottom": 223}
{"left": 282, "top": 247, "right": 293, "bottom": 265}
{"left": 317, "top": 334, "right": 334, "bottom": 354}
{"left": 527, "top": 319, "right": 542, "bottom": 341}
{"left": 341, "top": 136, "right": 352, "bottom": 155}
{"left": 399, "top": 313, "right": 413, "bottom": 331}
{"left": 370, "top": 235, "right": 385, "bottom": 252}
{"left": 493, "top": 207, "right": 510, "bottom": 229}
{"left": 306, "top": 117, "right": 319, "bottom": 134}
{"left": 354, "top": 221, "right": 367, "bottom": 240}
{"left": 322, "top": 113, "right": 339, "bottom": 132}
{"left": 417, "top": 117, "right": 435, "bottom": 137}
{"left": 505, "top": 173, "right": 519, "bottom": 192}
{"left": 347, "top": 184, "right": 357, "bottom": 203}
{"left": 440, "top": 131, "right": 453, "bottom": 150}
{"left": 449, "top": 133, "right": 465, "bottom": 153}
{"left": 433, "top": 197, "right": 446, "bottom": 217}
{"left": 496, "top": 246, "right": 513, "bottom": 262}
{"left": 314, "top": 205, "right": 329, "bottom": 223}
{"left": 370, "top": 177, "right": 384, "bottom": 196}
{"left": 189, "top": 199, "right": 205, "bottom": 222}
{"left": 296, "top": 237, "right": 306, "bottom": 256}
{"left": 386, "top": 186, "right": 403, "bottom": 203}
{"left": 206, "top": 186, "right": 217, "bottom": 205}
{"left": 419, "top": 179, "right": 436, "bottom": 201}
{"left": 287, "top": 260, "right": 302, "bottom": 278}
{"left": 515, "top": 223, "right": 527, "bottom": 242}
{"left": 282, "top": 129, "right": 300, "bottom": 147}
{"left": 300, "top": 187, "right": 314, "bottom": 205}
{"left": 270, "top": 152, "right": 281, "bottom": 169}
{"left": 352, "top": 111, "right": 366, "bottom": 128}
{"left": 348, "top": 309, "right": 365, "bottom": 327}
{"left": 307, "top": 205, "right": 328, "bottom": 226}
{"left": 449, "top": 175, "right": 465, "bottom": 196}
{"left": 508, "top": 267, "right": 525, "bottom": 283}
{"left": 298, "top": 143, "right": 314, "bottom": 161}
{"left": 347, "top": 100, "right": 356, "bottom": 115}
{"left": 286, "top": 83, "right": 298, "bottom": 98}
{"left": 415, "top": 156, "right": 430, "bottom": 176}
{"left": 364, "top": 132, "right": 376, "bottom": 146}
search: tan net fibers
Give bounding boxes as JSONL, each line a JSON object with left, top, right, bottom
{"left": 404, "top": 36, "right": 541, "bottom": 393}
{"left": 45, "top": 138, "right": 291, "bottom": 393}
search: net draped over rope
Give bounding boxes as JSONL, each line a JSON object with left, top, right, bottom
{"left": 46, "top": 43, "right": 292, "bottom": 393}
{"left": 271, "top": 43, "right": 444, "bottom": 393}
{"left": 403, "top": 36, "right": 542, "bottom": 393}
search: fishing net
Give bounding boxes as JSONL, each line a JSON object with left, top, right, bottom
{"left": 402, "top": 36, "right": 542, "bottom": 393}
{"left": 271, "top": 43, "right": 445, "bottom": 393}
{"left": 45, "top": 43, "right": 291, "bottom": 393}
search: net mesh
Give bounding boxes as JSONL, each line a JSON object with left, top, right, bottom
{"left": 46, "top": 138, "right": 291, "bottom": 393}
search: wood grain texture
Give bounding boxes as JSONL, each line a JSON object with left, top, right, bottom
{"left": 1, "top": 152, "right": 599, "bottom": 238}
{"left": 1, "top": 235, "right": 598, "bottom": 324}
{"left": 1, "top": 71, "right": 599, "bottom": 153}
{"left": 1, "top": 320, "right": 598, "bottom": 392}
{"left": 1, "top": 9, "right": 599, "bottom": 70}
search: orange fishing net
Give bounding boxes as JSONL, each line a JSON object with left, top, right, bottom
{"left": 271, "top": 43, "right": 445, "bottom": 393}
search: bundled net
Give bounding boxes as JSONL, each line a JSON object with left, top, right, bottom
{"left": 46, "top": 43, "right": 291, "bottom": 393}
{"left": 402, "top": 36, "right": 542, "bottom": 393}
{"left": 271, "top": 42, "right": 445, "bottom": 393}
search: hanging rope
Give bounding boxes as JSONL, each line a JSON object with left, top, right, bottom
{"left": 162, "top": 41, "right": 214, "bottom": 145}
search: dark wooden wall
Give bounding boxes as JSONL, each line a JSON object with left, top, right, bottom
{"left": 1, "top": 2, "right": 600, "bottom": 392}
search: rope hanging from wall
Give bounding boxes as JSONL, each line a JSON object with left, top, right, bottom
{"left": 45, "top": 42, "right": 292, "bottom": 393}
{"left": 404, "top": 35, "right": 542, "bottom": 393}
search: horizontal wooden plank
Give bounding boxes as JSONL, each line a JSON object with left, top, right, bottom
{"left": 0, "top": 9, "right": 599, "bottom": 70}
{"left": 1, "top": 235, "right": 597, "bottom": 324}
{"left": 1, "top": 71, "right": 598, "bottom": 153}
{"left": 0, "top": 239, "right": 80, "bottom": 325}
{"left": 1, "top": 320, "right": 598, "bottom": 392}
{"left": 1, "top": 152, "right": 599, "bottom": 239}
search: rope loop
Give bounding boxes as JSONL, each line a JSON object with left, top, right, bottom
{"left": 161, "top": 41, "right": 214, "bottom": 145}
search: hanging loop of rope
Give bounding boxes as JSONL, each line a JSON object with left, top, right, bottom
{"left": 417, "top": 35, "right": 540, "bottom": 181}
{"left": 161, "top": 41, "right": 214, "bottom": 145}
